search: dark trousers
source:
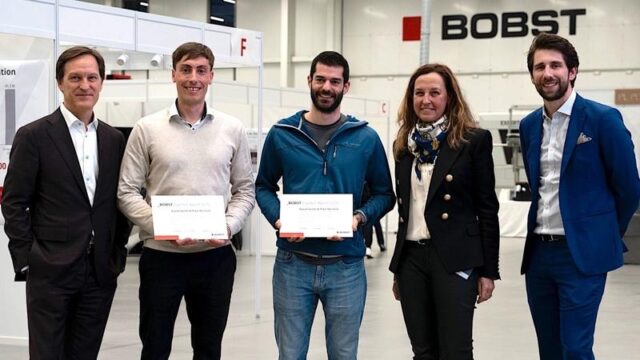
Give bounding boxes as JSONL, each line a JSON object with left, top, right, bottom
{"left": 364, "top": 221, "right": 384, "bottom": 248}
{"left": 526, "top": 239, "right": 606, "bottom": 360}
{"left": 26, "top": 251, "right": 116, "bottom": 360}
{"left": 138, "top": 246, "right": 236, "bottom": 360}
{"left": 396, "top": 241, "right": 478, "bottom": 360}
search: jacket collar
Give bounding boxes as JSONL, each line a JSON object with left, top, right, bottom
{"left": 46, "top": 108, "right": 92, "bottom": 205}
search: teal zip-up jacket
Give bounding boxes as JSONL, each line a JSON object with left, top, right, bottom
{"left": 256, "top": 110, "right": 395, "bottom": 257}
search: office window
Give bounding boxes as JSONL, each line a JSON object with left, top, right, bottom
{"left": 209, "top": 0, "right": 235, "bottom": 27}
{"left": 122, "top": 0, "right": 149, "bottom": 13}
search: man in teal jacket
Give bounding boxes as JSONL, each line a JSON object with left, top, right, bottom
{"left": 256, "top": 51, "right": 395, "bottom": 360}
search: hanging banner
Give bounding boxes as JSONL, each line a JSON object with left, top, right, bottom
{"left": 0, "top": 60, "right": 49, "bottom": 145}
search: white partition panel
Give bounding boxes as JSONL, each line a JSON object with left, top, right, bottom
{"left": 99, "top": 80, "right": 148, "bottom": 101}
{"left": 341, "top": 97, "right": 366, "bottom": 115}
{"left": 1, "top": 0, "right": 265, "bottom": 341}
{"left": 0, "top": 0, "right": 55, "bottom": 39}
{"left": 205, "top": 28, "right": 233, "bottom": 58}
{"left": 104, "top": 102, "right": 144, "bottom": 128}
{"left": 59, "top": 0, "right": 135, "bottom": 50}
{"left": 281, "top": 91, "right": 309, "bottom": 108}
{"left": 248, "top": 87, "right": 282, "bottom": 105}
{"left": 136, "top": 13, "right": 204, "bottom": 55}
{"left": 213, "top": 82, "right": 249, "bottom": 104}
{"left": 0, "top": 230, "right": 28, "bottom": 343}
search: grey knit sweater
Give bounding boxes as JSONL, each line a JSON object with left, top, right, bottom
{"left": 117, "top": 103, "right": 255, "bottom": 253}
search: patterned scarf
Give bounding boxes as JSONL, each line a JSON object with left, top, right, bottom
{"left": 408, "top": 117, "right": 448, "bottom": 180}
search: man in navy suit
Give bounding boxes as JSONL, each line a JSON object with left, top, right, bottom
{"left": 519, "top": 33, "right": 640, "bottom": 360}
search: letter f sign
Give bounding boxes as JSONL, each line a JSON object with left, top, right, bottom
{"left": 240, "top": 38, "right": 247, "bottom": 56}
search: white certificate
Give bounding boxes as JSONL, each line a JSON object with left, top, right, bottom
{"left": 151, "top": 195, "right": 227, "bottom": 240}
{"left": 279, "top": 194, "right": 353, "bottom": 238}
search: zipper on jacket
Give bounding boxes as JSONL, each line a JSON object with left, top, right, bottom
{"left": 276, "top": 118, "right": 364, "bottom": 176}
{"left": 278, "top": 124, "right": 330, "bottom": 176}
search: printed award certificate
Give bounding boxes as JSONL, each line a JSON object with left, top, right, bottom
{"left": 279, "top": 194, "right": 353, "bottom": 238}
{"left": 151, "top": 195, "right": 227, "bottom": 240}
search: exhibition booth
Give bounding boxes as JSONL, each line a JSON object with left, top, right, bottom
{"left": 0, "top": 0, "right": 394, "bottom": 342}
{"left": 0, "top": 0, "right": 268, "bottom": 343}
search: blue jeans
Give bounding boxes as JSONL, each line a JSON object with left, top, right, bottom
{"left": 273, "top": 249, "right": 367, "bottom": 360}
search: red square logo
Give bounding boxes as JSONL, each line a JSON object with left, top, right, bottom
{"left": 403, "top": 16, "right": 421, "bottom": 41}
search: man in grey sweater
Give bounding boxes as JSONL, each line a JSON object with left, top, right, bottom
{"left": 118, "top": 42, "right": 255, "bottom": 360}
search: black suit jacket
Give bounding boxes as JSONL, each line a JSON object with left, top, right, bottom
{"left": 389, "top": 129, "right": 500, "bottom": 279}
{"left": 2, "top": 108, "right": 130, "bottom": 285}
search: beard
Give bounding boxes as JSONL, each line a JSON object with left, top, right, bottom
{"left": 311, "top": 89, "right": 344, "bottom": 114}
{"left": 535, "top": 76, "right": 570, "bottom": 102}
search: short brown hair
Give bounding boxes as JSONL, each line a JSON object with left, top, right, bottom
{"left": 527, "top": 33, "right": 579, "bottom": 87}
{"left": 172, "top": 42, "right": 215, "bottom": 70}
{"left": 56, "top": 46, "right": 105, "bottom": 83}
{"left": 309, "top": 51, "right": 350, "bottom": 83}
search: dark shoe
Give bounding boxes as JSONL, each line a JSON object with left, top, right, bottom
{"left": 379, "top": 244, "right": 387, "bottom": 252}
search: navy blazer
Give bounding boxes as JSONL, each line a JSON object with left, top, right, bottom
{"left": 389, "top": 129, "right": 500, "bottom": 279}
{"left": 519, "top": 94, "right": 640, "bottom": 275}
{"left": 2, "top": 108, "right": 130, "bottom": 285}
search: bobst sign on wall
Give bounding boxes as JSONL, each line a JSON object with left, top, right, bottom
{"left": 429, "top": 0, "right": 640, "bottom": 73}
{"left": 442, "top": 9, "right": 586, "bottom": 39}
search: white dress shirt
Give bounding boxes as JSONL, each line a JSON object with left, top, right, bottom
{"left": 406, "top": 160, "right": 434, "bottom": 241}
{"left": 60, "top": 103, "right": 99, "bottom": 206}
{"left": 534, "top": 90, "right": 576, "bottom": 235}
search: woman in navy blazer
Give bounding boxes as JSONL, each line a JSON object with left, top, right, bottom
{"left": 389, "top": 64, "right": 500, "bottom": 360}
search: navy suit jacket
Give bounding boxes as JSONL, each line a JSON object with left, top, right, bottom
{"left": 519, "top": 94, "right": 640, "bottom": 275}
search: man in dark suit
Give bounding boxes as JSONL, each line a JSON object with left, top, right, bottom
{"left": 2, "top": 46, "right": 130, "bottom": 359}
{"left": 519, "top": 33, "right": 640, "bottom": 360}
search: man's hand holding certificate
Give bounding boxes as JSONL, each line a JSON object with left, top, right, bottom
{"left": 151, "top": 195, "right": 229, "bottom": 245}
{"left": 279, "top": 194, "right": 353, "bottom": 239}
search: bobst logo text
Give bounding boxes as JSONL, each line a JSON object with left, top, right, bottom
{"left": 442, "top": 9, "right": 586, "bottom": 40}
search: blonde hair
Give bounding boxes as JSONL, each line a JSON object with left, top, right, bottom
{"left": 393, "top": 63, "right": 477, "bottom": 160}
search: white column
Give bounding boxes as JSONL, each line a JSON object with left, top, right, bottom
{"left": 325, "top": 0, "right": 343, "bottom": 52}
{"left": 420, "top": 0, "right": 433, "bottom": 64}
{"left": 280, "top": 0, "right": 295, "bottom": 87}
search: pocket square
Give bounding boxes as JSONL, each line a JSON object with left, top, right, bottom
{"left": 577, "top": 132, "right": 592, "bottom": 144}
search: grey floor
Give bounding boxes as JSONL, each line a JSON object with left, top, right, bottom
{"left": 2, "top": 237, "right": 639, "bottom": 359}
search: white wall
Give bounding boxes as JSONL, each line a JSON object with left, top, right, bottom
{"left": 343, "top": 0, "right": 421, "bottom": 77}
{"left": 233, "top": 0, "right": 640, "bottom": 117}
{"left": 235, "top": 0, "right": 344, "bottom": 88}
{"left": 235, "top": 0, "right": 281, "bottom": 86}
{"left": 237, "top": 0, "right": 640, "bottom": 231}
{"left": 71, "top": 0, "right": 640, "bottom": 227}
